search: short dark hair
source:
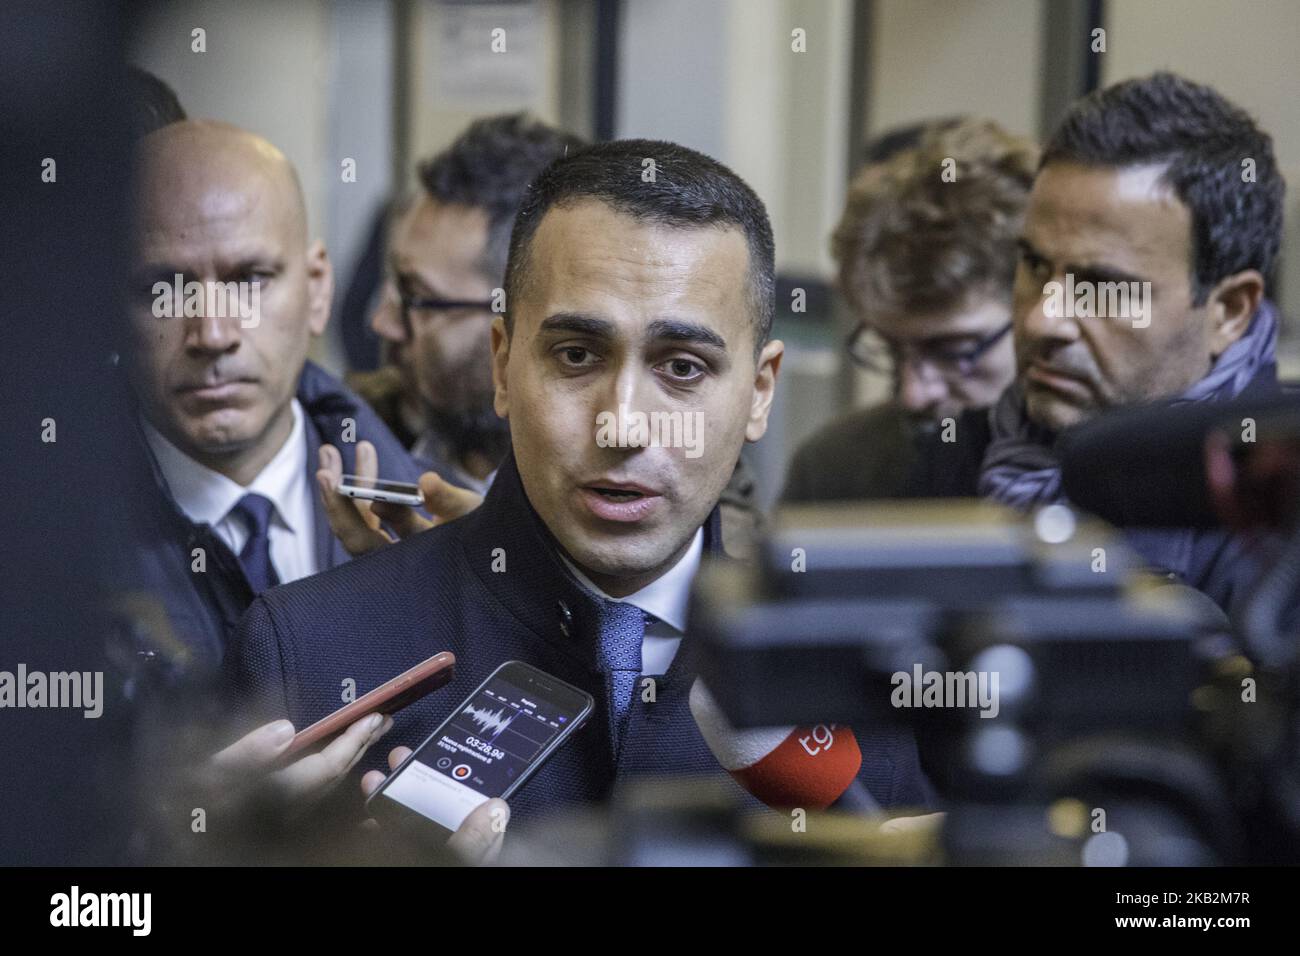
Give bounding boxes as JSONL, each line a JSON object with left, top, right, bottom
{"left": 1042, "top": 71, "right": 1285, "bottom": 304}
{"left": 417, "top": 113, "right": 585, "bottom": 282}
{"left": 126, "top": 66, "right": 186, "bottom": 141}
{"left": 504, "top": 139, "right": 775, "bottom": 353}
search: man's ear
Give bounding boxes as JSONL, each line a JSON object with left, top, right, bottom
{"left": 490, "top": 316, "right": 510, "bottom": 419}
{"left": 1206, "top": 269, "right": 1264, "bottom": 359}
{"left": 745, "top": 339, "right": 784, "bottom": 443}
{"left": 305, "top": 239, "right": 334, "bottom": 337}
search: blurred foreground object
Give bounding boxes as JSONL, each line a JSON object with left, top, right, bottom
{"left": 690, "top": 500, "right": 1300, "bottom": 864}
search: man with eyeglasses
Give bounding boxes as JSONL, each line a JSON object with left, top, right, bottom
{"left": 356, "top": 114, "right": 586, "bottom": 497}
{"left": 783, "top": 119, "right": 1035, "bottom": 503}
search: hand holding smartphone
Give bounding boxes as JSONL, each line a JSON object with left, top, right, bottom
{"left": 366, "top": 661, "right": 593, "bottom": 834}
{"left": 283, "top": 651, "right": 455, "bottom": 759}
{"left": 336, "top": 474, "right": 423, "bottom": 508}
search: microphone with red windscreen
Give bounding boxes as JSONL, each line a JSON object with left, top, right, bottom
{"left": 688, "top": 679, "right": 880, "bottom": 813}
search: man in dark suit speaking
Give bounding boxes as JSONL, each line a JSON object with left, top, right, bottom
{"left": 226, "top": 139, "right": 931, "bottom": 838}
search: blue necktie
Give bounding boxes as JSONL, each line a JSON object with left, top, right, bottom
{"left": 230, "top": 493, "right": 280, "bottom": 594}
{"left": 599, "top": 601, "right": 645, "bottom": 754}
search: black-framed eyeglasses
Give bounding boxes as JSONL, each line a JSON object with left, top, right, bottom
{"left": 399, "top": 291, "right": 497, "bottom": 335}
{"left": 845, "top": 320, "right": 1012, "bottom": 378}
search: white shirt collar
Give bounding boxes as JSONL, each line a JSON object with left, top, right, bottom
{"left": 560, "top": 527, "right": 704, "bottom": 633}
{"left": 142, "top": 399, "right": 308, "bottom": 531}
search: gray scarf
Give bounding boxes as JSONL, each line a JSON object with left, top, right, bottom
{"left": 979, "top": 300, "right": 1280, "bottom": 509}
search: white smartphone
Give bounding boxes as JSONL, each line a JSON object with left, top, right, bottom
{"left": 337, "top": 474, "right": 423, "bottom": 508}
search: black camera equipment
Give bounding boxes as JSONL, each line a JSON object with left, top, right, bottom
{"left": 691, "top": 392, "right": 1300, "bottom": 864}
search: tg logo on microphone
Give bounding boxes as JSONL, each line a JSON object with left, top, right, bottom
{"left": 798, "top": 724, "right": 837, "bottom": 756}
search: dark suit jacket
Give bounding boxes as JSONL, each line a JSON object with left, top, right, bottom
{"left": 225, "top": 450, "right": 933, "bottom": 827}
{"left": 119, "top": 361, "right": 423, "bottom": 687}
{"left": 782, "top": 402, "right": 991, "bottom": 504}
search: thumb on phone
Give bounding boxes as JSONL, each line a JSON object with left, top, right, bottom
{"left": 369, "top": 471, "right": 482, "bottom": 535}
{"left": 269, "top": 712, "right": 393, "bottom": 804}
{"left": 210, "top": 718, "right": 296, "bottom": 774}
{"left": 318, "top": 443, "right": 394, "bottom": 556}
{"left": 419, "top": 471, "right": 484, "bottom": 526}
{"left": 360, "top": 745, "right": 414, "bottom": 801}
{"left": 447, "top": 798, "right": 510, "bottom": 866}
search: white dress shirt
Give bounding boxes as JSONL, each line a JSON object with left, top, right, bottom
{"left": 143, "top": 399, "right": 319, "bottom": 585}
{"left": 561, "top": 527, "right": 704, "bottom": 675}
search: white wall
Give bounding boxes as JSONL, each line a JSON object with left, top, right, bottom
{"left": 617, "top": 0, "right": 853, "bottom": 278}
{"left": 324, "top": 2, "right": 395, "bottom": 366}
{"left": 407, "top": 0, "right": 562, "bottom": 192}
{"left": 131, "top": 0, "right": 334, "bottom": 257}
{"left": 131, "top": 0, "right": 395, "bottom": 373}
{"left": 866, "top": 0, "right": 1042, "bottom": 141}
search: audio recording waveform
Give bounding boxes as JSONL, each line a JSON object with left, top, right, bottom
{"left": 463, "top": 701, "right": 515, "bottom": 738}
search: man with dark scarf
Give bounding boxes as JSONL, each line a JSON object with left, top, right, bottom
{"left": 978, "top": 72, "right": 1288, "bottom": 619}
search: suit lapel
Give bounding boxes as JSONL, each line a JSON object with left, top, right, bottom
{"left": 302, "top": 409, "right": 352, "bottom": 572}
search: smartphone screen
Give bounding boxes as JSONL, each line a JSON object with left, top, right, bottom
{"left": 371, "top": 661, "right": 593, "bottom": 832}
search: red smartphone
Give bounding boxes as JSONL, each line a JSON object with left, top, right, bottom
{"left": 283, "top": 651, "right": 456, "bottom": 758}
